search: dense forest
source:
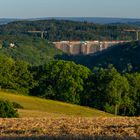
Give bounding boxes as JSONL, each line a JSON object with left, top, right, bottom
{"left": 0, "top": 20, "right": 140, "bottom": 116}
{"left": 1, "top": 35, "right": 140, "bottom": 72}
{"left": 58, "top": 41, "right": 140, "bottom": 73}
{"left": 0, "top": 54, "right": 140, "bottom": 116}
{"left": 0, "top": 35, "right": 63, "bottom": 66}
{"left": 0, "top": 20, "right": 140, "bottom": 70}
{"left": 0, "top": 19, "right": 138, "bottom": 41}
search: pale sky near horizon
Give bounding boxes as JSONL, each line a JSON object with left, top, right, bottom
{"left": 0, "top": 0, "right": 139, "bottom": 19}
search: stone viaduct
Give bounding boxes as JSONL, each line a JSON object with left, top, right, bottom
{"left": 53, "top": 40, "right": 128, "bottom": 55}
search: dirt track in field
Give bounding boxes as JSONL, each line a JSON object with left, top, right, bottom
{"left": 0, "top": 117, "right": 140, "bottom": 139}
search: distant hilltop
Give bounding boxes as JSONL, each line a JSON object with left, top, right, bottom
{"left": 0, "top": 18, "right": 19, "bottom": 25}
{"left": 42, "top": 17, "right": 140, "bottom": 24}
{"left": 1, "top": 17, "right": 140, "bottom": 25}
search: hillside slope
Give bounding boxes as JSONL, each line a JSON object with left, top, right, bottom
{"left": 0, "top": 91, "right": 113, "bottom": 117}
{"left": 92, "top": 41, "right": 140, "bottom": 72}
{"left": 0, "top": 19, "right": 136, "bottom": 41}
{"left": 0, "top": 36, "right": 63, "bottom": 65}
{"left": 58, "top": 41, "right": 140, "bottom": 72}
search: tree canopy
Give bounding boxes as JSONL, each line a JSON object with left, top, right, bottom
{"left": 0, "top": 54, "right": 140, "bottom": 116}
{"left": 0, "top": 54, "right": 35, "bottom": 94}
{"left": 31, "top": 60, "right": 91, "bottom": 104}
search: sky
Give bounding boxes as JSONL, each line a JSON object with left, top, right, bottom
{"left": 0, "top": 0, "right": 140, "bottom": 19}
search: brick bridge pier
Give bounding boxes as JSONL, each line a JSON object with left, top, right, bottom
{"left": 53, "top": 40, "right": 129, "bottom": 55}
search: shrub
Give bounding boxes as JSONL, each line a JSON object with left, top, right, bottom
{"left": 12, "top": 102, "right": 24, "bottom": 109}
{"left": 0, "top": 99, "right": 19, "bottom": 118}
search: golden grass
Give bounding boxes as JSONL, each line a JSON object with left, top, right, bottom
{"left": 18, "top": 109, "right": 67, "bottom": 118}
{"left": 0, "top": 91, "right": 113, "bottom": 117}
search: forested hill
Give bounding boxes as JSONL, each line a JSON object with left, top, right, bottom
{"left": 0, "top": 20, "right": 140, "bottom": 70}
{"left": 0, "top": 19, "right": 137, "bottom": 41}
{"left": 91, "top": 41, "right": 140, "bottom": 72}
{"left": 57, "top": 41, "right": 140, "bottom": 72}
{"left": 0, "top": 36, "right": 63, "bottom": 66}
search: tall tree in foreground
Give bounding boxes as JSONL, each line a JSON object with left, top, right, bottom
{"left": 125, "top": 73, "right": 140, "bottom": 116}
{"left": 0, "top": 54, "right": 14, "bottom": 89}
{"left": 31, "top": 60, "right": 91, "bottom": 104}
{"left": 87, "top": 66, "right": 130, "bottom": 115}
{"left": 12, "top": 60, "right": 36, "bottom": 94}
{"left": 0, "top": 54, "right": 35, "bottom": 94}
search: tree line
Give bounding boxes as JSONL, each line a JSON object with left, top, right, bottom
{"left": 0, "top": 20, "right": 137, "bottom": 41}
{"left": 56, "top": 41, "right": 140, "bottom": 73}
{"left": 0, "top": 54, "right": 140, "bottom": 116}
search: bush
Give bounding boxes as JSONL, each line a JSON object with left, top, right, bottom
{"left": 0, "top": 99, "right": 19, "bottom": 118}
{"left": 12, "top": 102, "right": 24, "bottom": 109}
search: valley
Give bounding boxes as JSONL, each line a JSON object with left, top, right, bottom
{"left": 1, "top": 0, "right": 140, "bottom": 139}
{"left": 0, "top": 19, "right": 140, "bottom": 139}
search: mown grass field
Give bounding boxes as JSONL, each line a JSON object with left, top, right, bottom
{"left": 0, "top": 91, "right": 113, "bottom": 117}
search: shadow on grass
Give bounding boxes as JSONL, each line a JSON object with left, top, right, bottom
{"left": 0, "top": 135, "right": 139, "bottom": 140}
